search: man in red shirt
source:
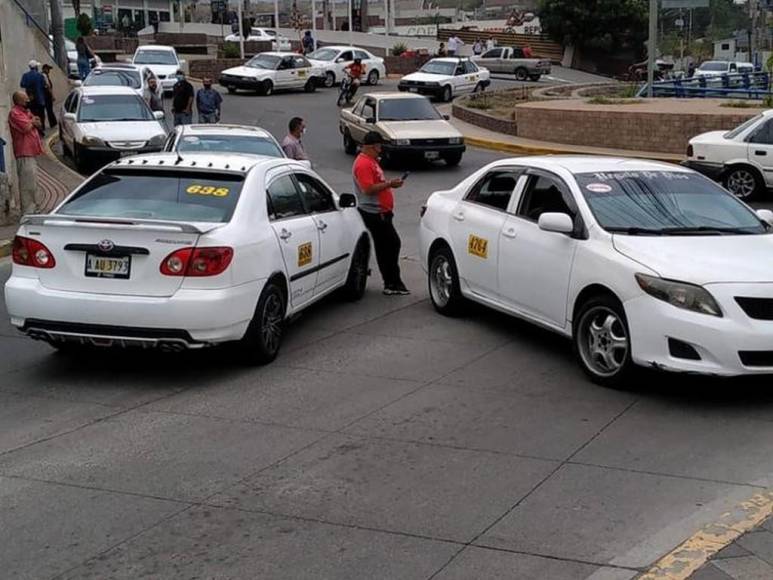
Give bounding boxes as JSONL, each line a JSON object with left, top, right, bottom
{"left": 8, "top": 91, "right": 43, "bottom": 214}
{"left": 353, "top": 131, "right": 409, "bottom": 295}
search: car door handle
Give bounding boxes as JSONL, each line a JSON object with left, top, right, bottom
{"left": 279, "top": 228, "right": 292, "bottom": 240}
{"left": 452, "top": 211, "right": 465, "bottom": 222}
{"left": 503, "top": 227, "right": 517, "bottom": 239}
{"left": 316, "top": 220, "right": 328, "bottom": 231}
{"left": 755, "top": 150, "right": 767, "bottom": 156}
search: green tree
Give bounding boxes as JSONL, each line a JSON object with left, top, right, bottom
{"left": 538, "top": 0, "right": 648, "bottom": 51}
{"left": 76, "top": 13, "right": 93, "bottom": 37}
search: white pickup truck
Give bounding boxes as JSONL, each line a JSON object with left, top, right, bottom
{"left": 471, "top": 46, "right": 551, "bottom": 81}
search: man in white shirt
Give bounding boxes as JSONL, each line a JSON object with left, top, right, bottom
{"left": 486, "top": 37, "right": 496, "bottom": 51}
{"left": 447, "top": 35, "right": 464, "bottom": 57}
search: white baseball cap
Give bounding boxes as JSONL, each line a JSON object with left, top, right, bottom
{"left": 28, "top": 60, "right": 40, "bottom": 68}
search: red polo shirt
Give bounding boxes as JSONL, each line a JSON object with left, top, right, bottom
{"left": 353, "top": 153, "right": 393, "bottom": 214}
{"left": 8, "top": 105, "right": 43, "bottom": 158}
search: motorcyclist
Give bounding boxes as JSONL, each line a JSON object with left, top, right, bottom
{"left": 344, "top": 57, "right": 365, "bottom": 100}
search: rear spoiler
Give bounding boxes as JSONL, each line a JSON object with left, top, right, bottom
{"left": 21, "top": 214, "right": 221, "bottom": 234}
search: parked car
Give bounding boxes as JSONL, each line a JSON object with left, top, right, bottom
{"left": 420, "top": 155, "right": 773, "bottom": 386}
{"left": 5, "top": 154, "right": 370, "bottom": 363}
{"left": 81, "top": 63, "right": 158, "bottom": 97}
{"left": 694, "top": 60, "right": 755, "bottom": 79}
{"left": 58, "top": 86, "right": 167, "bottom": 172}
{"left": 224, "top": 27, "right": 292, "bottom": 51}
{"left": 218, "top": 52, "right": 324, "bottom": 95}
{"left": 165, "top": 123, "right": 288, "bottom": 157}
{"left": 471, "top": 46, "right": 551, "bottom": 81}
{"left": 685, "top": 110, "right": 773, "bottom": 200}
{"left": 339, "top": 92, "right": 465, "bottom": 166}
{"left": 398, "top": 57, "right": 490, "bottom": 102}
{"left": 131, "top": 45, "right": 185, "bottom": 93}
{"left": 306, "top": 45, "right": 386, "bottom": 87}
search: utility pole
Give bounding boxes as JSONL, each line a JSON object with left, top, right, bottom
{"left": 646, "top": 0, "right": 657, "bottom": 97}
{"left": 237, "top": 0, "right": 245, "bottom": 59}
{"left": 50, "top": 0, "right": 67, "bottom": 71}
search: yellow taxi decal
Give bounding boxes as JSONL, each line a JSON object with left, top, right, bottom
{"left": 186, "top": 185, "right": 230, "bottom": 197}
{"left": 467, "top": 74, "right": 479, "bottom": 81}
{"left": 468, "top": 235, "right": 488, "bottom": 259}
{"left": 298, "top": 70, "right": 307, "bottom": 77}
{"left": 298, "top": 242, "right": 313, "bottom": 267}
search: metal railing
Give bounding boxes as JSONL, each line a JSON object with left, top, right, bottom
{"left": 637, "top": 71, "right": 772, "bottom": 100}
{"left": 9, "top": 0, "right": 51, "bottom": 47}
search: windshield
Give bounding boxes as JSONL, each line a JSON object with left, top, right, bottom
{"left": 246, "top": 54, "right": 280, "bottom": 70}
{"left": 308, "top": 48, "right": 338, "bottom": 61}
{"left": 176, "top": 134, "right": 283, "bottom": 158}
{"left": 419, "top": 61, "right": 456, "bottom": 75}
{"left": 134, "top": 50, "right": 177, "bottom": 65}
{"left": 576, "top": 171, "right": 766, "bottom": 235}
{"left": 379, "top": 98, "right": 442, "bottom": 121}
{"left": 58, "top": 170, "right": 244, "bottom": 223}
{"left": 84, "top": 70, "right": 142, "bottom": 89}
{"left": 77, "top": 94, "right": 154, "bottom": 122}
{"left": 725, "top": 114, "right": 763, "bottom": 139}
{"left": 698, "top": 61, "right": 728, "bottom": 72}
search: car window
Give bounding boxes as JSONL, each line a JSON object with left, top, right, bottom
{"left": 77, "top": 94, "right": 153, "bottom": 122}
{"left": 517, "top": 174, "right": 575, "bottom": 222}
{"left": 511, "top": 48, "right": 525, "bottom": 58}
{"left": 454, "top": 64, "right": 465, "bottom": 76}
{"left": 292, "top": 56, "right": 308, "bottom": 69}
{"left": 64, "top": 92, "right": 75, "bottom": 112}
{"left": 354, "top": 50, "right": 370, "bottom": 60}
{"left": 295, "top": 173, "right": 335, "bottom": 213}
{"left": 134, "top": 49, "right": 177, "bottom": 65}
{"left": 176, "top": 134, "right": 284, "bottom": 157}
{"left": 352, "top": 98, "right": 365, "bottom": 116}
{"left": 465, "top": 170, "right": 520, "bottom": 211}
{"left": 339, "top": 50, "right": 353, "bottom": 61}
{"left": 361, "top": 99, "right": 376, "bottom": 120}
{"left": 726, "top": 114, "right": 764, "bottom": 139}
{"left": 482, "top": 49, "right": 502, "bottom": 58}
{"left": 278, "top": 57, "right": 294, "bottom": 70}
{"left": 84, "top": 69, "right": 142, "bottom": 89}
{"left": 750, "top": 120, "right": 773, "bottom": 145}
{"left": 267, "top": 174, "right": 306, "bottom": 220}
{"left": 463, "top": 61, "right": 477, "bottom": 73}
{"left": 70, "top": 93, "right": 80, "bottom": 114}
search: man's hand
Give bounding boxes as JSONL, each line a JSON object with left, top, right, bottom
{"left": 389, "top": 178, "right": 404, "bottom": 189}
{"left": 31, "top": 117, "right": 42, "bottom": 128}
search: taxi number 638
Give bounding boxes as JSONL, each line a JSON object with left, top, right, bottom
{"left": 468, "top": 235, "right": 488, "bottom": 259}
{"left": 186, "top": 185, "right": 229, "bottom": 196}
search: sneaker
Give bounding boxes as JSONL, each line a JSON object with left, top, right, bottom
{"left": 383, "top": 286, "right": 400, "bottom": 295}
{"left": 392, "top": 283, "right": 411, "bottom": 295}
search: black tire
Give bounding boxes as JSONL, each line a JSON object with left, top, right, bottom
{"left": 724, "top": 166, "right": 763, "bottom": 201}
{"left": 238, "top": 280, "right": 286, "bottom": 364}
{"left": 444, "top": 152, "right": 463, "bottom": 166}
{"left": 573, "top": 295, "right": 634, "bottom": 388}
{"left": 367, "top": 70, "right": 379, "bottom": 85}
{"left": 73, "top": 143, "right": 89, "bottom": 173}
{"left": 442, "top": 85, "right": 453, "bottom": 102}
{"left": 340, "top": 237, "right": 370, "bottom": 301}
{"left": 428, "top": 245, "right": 465, "bottom": 316}
{"left": 473, "top": 82, "right": 485, "bottom": 93}
{"left": 59, "top": 127, "right": 70, "bottom": 158}
{"left": 343, "top": 130, "right": 357, "bottom": 155}
{"left": 515, "top": 67, "right": 528, "bottom": 81}
{"left": 529, "top": 74, "right": 541, "bottom": 82}
{"left": 304, "top": 79, "right": 316, "bottom": 93}
{"left": 227, "top": 87, "right": 237, "bottom": 94}
{"left": 259, "top": 80, "right": 273, "bottom": 96}
{"left": 324, "top": 71, "right": 335, "bottom": 88}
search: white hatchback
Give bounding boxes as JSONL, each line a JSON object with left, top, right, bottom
{"left": 306, "top": 45, "right": 386, "bottom": 87}
{"left": 5, "top": 154, "right": 370, "bottom": 363}
{"left": 420, "top": 156, "right": 773, "bottom": 386}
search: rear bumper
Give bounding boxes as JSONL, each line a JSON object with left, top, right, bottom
{"left": 5, "top": 276, "right": 262, "bottom": 346}
{"left": 382, "top": 143, "right": 465, "bottom": 158}
{"left": 682, "top": 160, "right": 725, "bottom": 181}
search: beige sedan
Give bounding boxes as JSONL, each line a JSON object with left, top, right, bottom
{"left": 339, "top": 92, "right": 466, "bottom": 166}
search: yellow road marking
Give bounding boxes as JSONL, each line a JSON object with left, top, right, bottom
{"left": 639, "top": 489, "right": 773, "bottom": 579}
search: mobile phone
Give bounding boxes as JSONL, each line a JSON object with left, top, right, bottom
{"left": 401, "top": 171, "right": 411, "bottom": 181}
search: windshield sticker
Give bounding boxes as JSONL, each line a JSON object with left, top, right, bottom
{"left": 298, "top": 242, "right": 312, "bottom": 267}
{"left": 586, "top": 183, "right": 612, "bottom": 193}
{"left": 468, "top": 235, "right": 488, "bottom": 259}
{"left": 186, "top": 185, "right": 230, "bottom": 197}
{"left": 590, "top": 171, "right": 690, "bottom": 181}
{"left": 182, "top": 136, "right": 200, "bottom": 143}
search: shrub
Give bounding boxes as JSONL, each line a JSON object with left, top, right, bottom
{"left": 76, "top": 13, "right": 93, "bottom": 37}
{"left": 223, "top": 42, "right": 240, "bottom": 58}
{"left": 391, "top": 42, "right": 407, "bottom": 56}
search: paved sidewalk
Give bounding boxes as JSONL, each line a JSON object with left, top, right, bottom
{"left": 690, "top": 516, "right": 773, "bottom": 580}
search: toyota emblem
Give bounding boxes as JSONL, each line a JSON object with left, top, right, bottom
{"left": 98, "top": 239, "right": 115, "bottom": 252}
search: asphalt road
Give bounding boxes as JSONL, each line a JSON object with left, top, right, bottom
{"left": 4, "top": 73, "right": 773, "bottom": 580}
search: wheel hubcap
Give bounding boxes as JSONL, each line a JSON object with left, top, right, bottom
{"left": 728, "top": 171, "right": 755, "bottom": 198}
{"left": 261, "top": 293, "right": 283, "bottom": 353}
{"left": 579, "top": 307, "right": 628, "bottom": 377}
{"left": 325, "top": 73, "right": 334, "bottom": 87}
{"left": 430, "top": 255, "right": 453, "bottom": 307}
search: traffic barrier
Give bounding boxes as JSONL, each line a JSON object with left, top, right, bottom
{"left": 638, "top": 71, "right": 772, "bottom": 100}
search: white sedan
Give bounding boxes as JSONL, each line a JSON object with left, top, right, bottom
{"left": 81, "top": 63, "right": 158, "bottom": 97}
{"left": 306, "top": 45, "right": 386, "bottom": 87}
{"left": 165, "top": 124, "right": 285, "bottom": 158}
{"left": 5, "top": 154, "right": 370, "bottom": 363}
{"left": 420, "top": 156, "right": 773, "bottom": 386}
{"left": 218, "top": 52, "right": 324, "bottom": 95}
{"left": 398, "top": 57, "right": 491, "bottom": 102}
{"left": 132, "top": 45, "right": 185, "bottom": 92}
{"left": 224, "top": 27, "right": 292, "bottom": 51}
{"left": 59, "top": 86, "right": 167, "bottom": 172}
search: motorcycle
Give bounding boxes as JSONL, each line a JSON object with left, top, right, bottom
{"left": 337, "top": 74, "right": 357, "bottom": 106}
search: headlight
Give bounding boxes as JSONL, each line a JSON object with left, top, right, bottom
{"left": 393, "top": 139, "right": 411, "bottom": 146}
{"left": 81, "top": 136, "right": 104, "bottom": 146}
{"left": 635, "top": 273, "right": 722, "bottom": 317}
{"left": 148, "top": 134, "right": 166, "bottom": 146}
{"left": 448, "top": 137, "right": 463, "bottom": 145}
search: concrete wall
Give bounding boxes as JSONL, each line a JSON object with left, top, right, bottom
{"left": 1, "top": 0, "right": 69, "bottom": 221}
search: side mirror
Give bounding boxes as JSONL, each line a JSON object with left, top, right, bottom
{"left": 756, "top": 209, "right": 773, "bottom": 225}
{"left": 153, "top": 110, "right": 164, "bottom": 120}
{"left": 365, "top": 117, "right": 375, "bottom": 124}
{"left": 339, "top": 193, "right": 357, "bottom": 208}
{"left": 73, "top": 79, "right": 83, "bottom": 87}
{"left": 63, "top": 112, "right": 76, "bottom": 121}
{"left": 537, "top": 212, "right": 574, "bottom": 234}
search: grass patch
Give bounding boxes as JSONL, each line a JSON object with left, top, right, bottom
{"left": 721, "top": 100, "right": 764, "bottom": 108}
{"left": 586, "top": 96, "right": 644, "bottom": 105}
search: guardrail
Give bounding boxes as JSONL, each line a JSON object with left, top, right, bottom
{"left": 637, "top": 71, "right": 772, "bottom": 99}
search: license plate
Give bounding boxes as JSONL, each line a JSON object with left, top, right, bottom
{"left": 85, "top": 254, "right": 131, "bottom": 279}
{"left": 424, "top": 151, "right": 440, "bottom": 160}
{"left": 408, "top": 87, "right": 418, "bottom": 92}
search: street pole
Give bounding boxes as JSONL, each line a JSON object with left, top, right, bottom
{"left": 237, "top": 0, "right": 245, "bottom": 59}
{"left": 312, "top": 0, "right": 317, "bottom": 49}
{"left": 50, "top": 0, "right": 67, "bottom": 71}
{"left": 274, "top": 0, "right": 280, "bottom": 33}
{"left": 383, "top": 0, "right": 388, "bottom": 35}
{"left": 646, "top": 0, "right": 657, "bottom": 97}
{"left": 348, "top": 0, "right": 352, "bottom": 44}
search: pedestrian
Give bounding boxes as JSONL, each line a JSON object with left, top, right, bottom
{"left": 447, "top": 34, "right": 463, "bottom": 57}
{"left": 437, "top": 42, "right": 447, "bottom": 57}
{"left": 281, "top": 117, "right": 308, "bottom": 160}
{"left": 144, "top": 76, "right": 163, "bottom": 112}
{"left": 171, "top": 69, "right": 194, "bottom": 126}
{"left": 75, "top": 36, "right": 94, "bottom": 80}
{"left": 41, "top": 64, "right": 57, "bottom": 129}
{"left": 352, "top": 131, "right": 409, "bottom": 296}
{"left": 8, "top": 91, "right": 44, "bottom": 215}
{"left": 486, "top": 36, "right": 496, "bottom": 51}
{"left": 522, "top": 45, "right": 533, "bottom": 58}
{"left": 196, "top": 77, "right": 222, "bottom": 123}
{"left": 302, "top": 30, "right": 315, "bottom": 54}
{"left": 473, "top": 38, "right": 483, "bottom": 56}
{"left": 19, "top": 60, "right": 46, "bottom": 135}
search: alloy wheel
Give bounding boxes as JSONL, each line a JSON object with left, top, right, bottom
{"left": 429, "top": 254, "right": 453, "bottom": 308}
{"left": 726, "top": 169, "right": 756, "bottom": 199}
{"left": 577, "top": 306, "right": 629, "bottom": 378}
{"left": 260, "top": 293, "right": 283, "bottom": 355}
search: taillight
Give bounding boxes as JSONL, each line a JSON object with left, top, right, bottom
{"left": 160, "top": 247, "right": 233, "bottom": 277}
{"left": 686, "top": 144, "right": 694, "bottom": 157}
{"left": 12, "top": 236, "right": 56, "bottom": 268}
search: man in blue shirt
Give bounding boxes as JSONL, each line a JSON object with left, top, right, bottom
{"left": 195, "top": 78, "right": 222, "bottom": 124}
{"left": 20, "top": 60, "right": 47, "bottom": 135}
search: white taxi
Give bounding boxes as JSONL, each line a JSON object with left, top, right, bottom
{"left": 420, "top": 156, "right": 773, "bottom": 386}
{"left": 218, "top": 52, "right": 324, "bottom": 95}
{"left": 131, "top": 45, "right": 185, "bottom": 92}
{"left": 398, "top": 57, "right": 490, "bottom": 102}
{"left": 5, "top": 154, "right": 370, "bottom": 363}
{"left": 306, "top": 45, "right": 386, "bottom": 87}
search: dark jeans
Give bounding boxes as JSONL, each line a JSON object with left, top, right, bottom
{"left": 359, "top": 210, "right": 402, "bottom": 288}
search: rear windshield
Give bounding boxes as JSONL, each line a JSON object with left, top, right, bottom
{"left": 699, "top": 61, "right": 728, "bottom": 71}
{"left": 84, "top": 70, "right": 142, "bottom": 89}
{"left": 58, "top": 170, "right": 244, "bottom": 223}
{"left": 176, "top": 134, "right": 284, "bottom": 157}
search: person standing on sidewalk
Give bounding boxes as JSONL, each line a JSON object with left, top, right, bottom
{"left": 8, "top": 91, "right": 44, "bottom": 215}
{"left": 352, "top": 131, "right": 409, "bottom": 295}
{"left": 281, "top": 117, "right": 308, "bottom": 161}
{"left": 171, "top": 70, "right": 194, "bottom": 126}
{"left": 41, "top": 64, "right": 57, "bottom": 130}
{"left": 20, "top": 61, "right": 46, "bottom": 134}
{"left": 195, "top": 78, "right": 222, "bottom": 124}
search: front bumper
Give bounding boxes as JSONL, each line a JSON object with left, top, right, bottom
{"left": 398, "top": 83, "right": 445, "bottom": 98}
{"left": 5, "top": 276, "right": 262, "bottom": 346}
{"left": 626, "top": 285, "right": 773, "bottom": 376}
{"left": 79, "top": 143, "right": 164, "bottom": 156}
{"left": 158, "top": 77, "right": 177, "bottom": 91}
{"left": 219, "top": 75, "right": 263, "bottom": 90}
{"left": 682, "top": 160, "right": 724, "bottom": 182}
